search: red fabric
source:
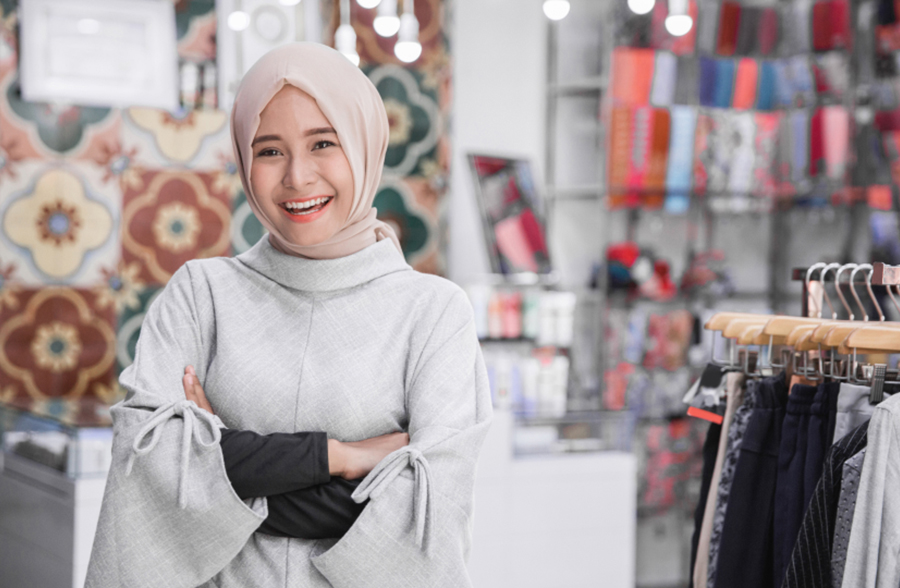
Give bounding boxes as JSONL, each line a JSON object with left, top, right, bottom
{"left": 518, "top": 208, "right": 548, "bottom": 258}
{"left": 809, "top": 109, "right": 824, "bottom": 176}
{"left": 732, "top": 59, "right": 759, "bottom": 110}
{"left": 758, "top": 8, "right": 779, "bottom": 55}
{"left": 867, "top": 185, "right": 893, "bottom": 210}
{"left": 607, "top": 242, "right": 641, "bottom": 267}
{"left": 717, "top": 2, "right": 742, "bottom": 56}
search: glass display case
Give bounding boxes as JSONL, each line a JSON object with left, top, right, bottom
{"left": 0, "top": 398, "right": 113, "bottom": 478}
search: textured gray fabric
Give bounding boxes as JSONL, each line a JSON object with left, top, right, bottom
{"left": 707, "top": 379, "right": 756, "bottom": 588}
{"left": 840, "top": 392, "right": 900, "bottom": 588}
{"left": 832, "top": 383, "right": 875, "bottom": 445}
{"left": 86, "top": 237, "right": 493, "bottom": 588}
{"left": 832, "top": 448, "right": 865, "bottom": 588}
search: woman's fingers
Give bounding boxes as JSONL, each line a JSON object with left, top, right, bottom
{"left": 183, "top": 366, "right": 215, "bottom": 415}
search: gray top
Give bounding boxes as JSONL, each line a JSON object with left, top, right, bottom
{"left": 840, "top": 392, "right": 900, "bottom": 588}
{"left": 85, "top": 237, "right": 493, "bottom": 588}
{"left": 832, "top": 383, "right": 875, "bottom": 445}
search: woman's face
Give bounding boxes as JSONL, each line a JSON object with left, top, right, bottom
{"left": 250, "top": 86, "right": 355, "bottom": 247}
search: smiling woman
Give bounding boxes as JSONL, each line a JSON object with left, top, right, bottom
{"left": 248, "top": 86, "right": 354, "bottom": 247}
{"left": 85, "top": 42, "right": 491, "bottom": 588}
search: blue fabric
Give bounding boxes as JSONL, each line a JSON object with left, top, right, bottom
{"left": 699, "top": 57, "right": 718, "bottom": 107}
{"left": 714, "top": 60, "right": 736, "bottom": 108}
{"left": 757, "top": 62, "right": 777, "bottom": 111}
{"left": 716, "top": 374, "right": 789, "bottom": 588}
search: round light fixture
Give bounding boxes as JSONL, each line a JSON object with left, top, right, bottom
{"left": 627, "top": 0, "right": 655, "bottom": 15}
{"left": 664, "top": 14, "right": 692, "bottom": 36}
{"left": 394, "top": 13, "right": 421, "bottom": 62}
{"left": 542, "top": 0, "right": 570, "bottom": 20}
{"left": 227, "top": 10, "right": 251, "bottom": 31}
{"left": 335, "top": 23, "right": 360, "bottom": 66}
{"left": 374, "top": 15, "right": 400, "bottom": 36}
{"left": 374, "top": 0, "right": 400, "bottom": 36}
{"left": 357, "top": 0, "right": 381, "bottom": 7}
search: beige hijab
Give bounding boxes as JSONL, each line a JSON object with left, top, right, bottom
{"left": 231, "top": 42, "right": 401, "bottom": 259}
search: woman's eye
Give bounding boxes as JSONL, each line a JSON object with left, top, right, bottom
{"left": 313, "top": 140, "right": 335, "bottom": 151}
{"left": 256, "top": 148, "right": 280, "bottom": 157}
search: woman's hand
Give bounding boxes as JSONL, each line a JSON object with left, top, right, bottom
{"left": 328, "top": 432, "right": 409, "bottom": 480}
{"left": 183, "top": 365, "right": 215, "bottom": 415}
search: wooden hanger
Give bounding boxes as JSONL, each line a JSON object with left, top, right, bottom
{"left": 705, "top": 312, "right": 771, "bottom": 332}
{"left": 762, "top": 316, "right": 825, "bottom": 337}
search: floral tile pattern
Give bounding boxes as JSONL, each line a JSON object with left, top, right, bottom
{"left": 121, "top": 169, "right": 231, "bottom": 285}
{"left": 374, "top": 176, "right": 437, "bottom": 268}
{"left": 231, "top": 189, "right": 267, "bottom": 255}
{"left": 122, "top": 107, "right": 232, "bottom": 171}
{"left": 0, "top": 72, "right": 120, "bottom": 158}
{"left": 0, "top": 287, "right": 116, "bottom": 401}
{"left": 115, "top": 286, "right": 163, "bottom": 375}
{"left": 367, "top": 65, "right": 441, "bottom": 177}
{"left": 0, "top": 161, "right": 120, "bottom": 285}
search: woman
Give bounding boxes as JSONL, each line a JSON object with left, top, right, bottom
{"left": 86, "top": 42, "right": 492, "bottom": 588}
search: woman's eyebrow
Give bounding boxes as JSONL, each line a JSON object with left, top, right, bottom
{"left": 304, "top": 126, "right": 337, "bottom": 137}
{"left": 251, "top": 134, "right": 280, "bottom": 146}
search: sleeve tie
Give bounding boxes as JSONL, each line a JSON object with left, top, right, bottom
{"left": 125, "top": 399, "right": 222, "bottom": 509}
{"left": 351, "top": 446, "right": 435, "bottom": 551}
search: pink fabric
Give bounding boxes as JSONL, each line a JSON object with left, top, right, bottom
{"left": 230, "top": 42, "right": 401, "bottom": 259}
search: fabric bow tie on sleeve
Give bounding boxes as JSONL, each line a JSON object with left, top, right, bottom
{"left": 351, "top": 446, "right": 435, "bottom": 551}
{"left": 125, "top": 399, "right": 223, "bottom": 509}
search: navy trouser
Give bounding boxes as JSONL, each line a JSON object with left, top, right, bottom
{"left": 715, "top": 375, "right": 788, "bottom": 588}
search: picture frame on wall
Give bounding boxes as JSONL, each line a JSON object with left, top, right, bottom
{"left": 19, "top": 0, "right": 179, "bottom": 110}
{"left": 467, "top": 153, "right": 553, "bottom": 277}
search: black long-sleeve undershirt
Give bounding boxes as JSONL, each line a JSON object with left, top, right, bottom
{"left": 219, "top": 429, "right": 365, "bottom": 539}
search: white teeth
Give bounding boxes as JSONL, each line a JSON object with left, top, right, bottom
{"left": 284, "top": 197, "right": 332, "bottom": 210}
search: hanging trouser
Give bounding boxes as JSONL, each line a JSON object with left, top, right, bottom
{"left": 715, "top": 374, "right": 788, "bottom": 588}
{"left": 689, "top": 420, "right": 723, "bottom": 588}
{"left": 773, "top": 383, "right": 819, "bottom": 588}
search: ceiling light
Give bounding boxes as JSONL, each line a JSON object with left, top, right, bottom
{"left": 665, "top": 0, "right": 692, "bottom": 36}
{"left": 627, "top": 0, "right": 655, "bottom": 15}
{"left": 374, "top": 0, "right": 400, "bottom": 36}
{"left": 335, "top": 23, "right": 360, "bottom": 66}
{"left": 227, "top": 10, "right": 251, "bottom": 31}
{"left": 357, "top": 0, "right": 381, "bottom": 7}
{"left": 394, "top": 12, "right": 421, "bottom": 62}
{"left": 542, "top": 0, "right": 570, "bottom": 20}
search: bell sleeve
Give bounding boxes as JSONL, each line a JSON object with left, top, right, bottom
{"left": 85, "top": 264, "right": 267, "bottom": 588}
{"left": 310, "top": 289, "right": 494, "bottom": 587}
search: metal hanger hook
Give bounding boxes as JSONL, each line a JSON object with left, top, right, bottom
{"left": 820, "top": 262, "right": 841, "bottom": 320}
{"left": 805, "top": 262, "right": 827, "bottom": 318}
{"left": 850, "top": 264, "right": 872, "bottom": 322}
{"left": 835, "top": 263, "right": 857, "bottom": 320}
{"left": 865, "top": 266, "right": 885, "bottom": 321}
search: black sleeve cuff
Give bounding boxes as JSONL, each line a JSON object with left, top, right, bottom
{"left": 257, "top": 477, "right": 367, "bottom": 540}
{"left": 220, "top": 429, "right": 331, "bottom": 499}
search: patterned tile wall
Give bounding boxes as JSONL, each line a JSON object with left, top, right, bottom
{"left": 0, "top": 0, "right": 451, "bottom": 417}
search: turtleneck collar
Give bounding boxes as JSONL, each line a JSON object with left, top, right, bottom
{"left": 236, "top": 235, "right": 412, "bottom": 293}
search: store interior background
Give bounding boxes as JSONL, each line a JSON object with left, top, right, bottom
{"left": 0, "top": 0, "right": 893, "bottom": 586}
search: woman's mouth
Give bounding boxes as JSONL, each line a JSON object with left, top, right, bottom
{"left": 278, "top": 196, "right": 334, "bottom": 222}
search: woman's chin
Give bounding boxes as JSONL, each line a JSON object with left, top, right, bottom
{"left": 277, "top": 227, "right": 338, "bottom": 248}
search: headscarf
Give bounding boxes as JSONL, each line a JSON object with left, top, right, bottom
{"left": 230, "top": 42, "right": 402, "bottom": 259}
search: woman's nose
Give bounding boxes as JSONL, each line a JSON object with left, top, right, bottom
{"left": 283, "top": 155, "right": 317, "bottom": 189}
